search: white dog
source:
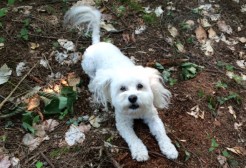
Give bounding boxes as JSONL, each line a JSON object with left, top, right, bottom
{"left": 64, "top": 5, "right": 178, "bottom": 161}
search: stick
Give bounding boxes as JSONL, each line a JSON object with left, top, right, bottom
{"left": 146, "top": 58, "right": 190, "bottom": 67}
{"left": 0, "top": 63, "right": 37, "bottom": 110}
{"left": 40, "top": 152, "right": 55, "bottom": 168}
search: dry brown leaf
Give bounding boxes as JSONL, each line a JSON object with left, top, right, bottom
{"left": 175, "top": 43, "right": 186, "bottom": 53}
{"left": 217, "top": 20, "right": 232, "bottom": 34}
{"left": 208, "top": 28, "right": 218, "bottom": 40}
{"left": 122, "top": 32, "right": 130, "bottom": 44}
{"left": 42, "top": 119, "right": 59, "bottom": 132}
{"left": 0, "top": 155, "right": 11, "bottom": 168}
{"left": 201, "top": 40, "right": 214, "bottom": 56}
{"left": 27, "top": 95, "right": 40, "bottom": 111}
{"left": 195, "top": 25, "right": 207, "bottom": 43}
{"left": 217, "top": 155, "right": 227, "bottom": 167}
{"left": 78, "top": 124, "right": 91, "bottom": 133}
{"left": 67, "top": 73, "right": 80, "bottom": 91}
{"left": 29, "top": 42, "right": 39, "bottom": 50}
{"left": 168, "top": 25, "right": 178, "bottom": 37}
{"left": 200, "top": 18, "right": 211, "bottom": 27}
{"left": 228, "top": 106, "right": 236, "bottom": 119}
{"left": 226, "top": 147, "right": 246, "bottom": 156}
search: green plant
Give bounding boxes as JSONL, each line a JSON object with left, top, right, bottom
{"left": 143, "top": 13, "right": 157, "bottom": 24}
{"left": 216, "top": 61, "right": 234, "bottom": 71}
{"left": 0, "top": 8, "right": 8, "bottom": 17}
{"left": 180, "top": 22, "right": 191, "bottom": 30}
{"left": 217, "top": 92, "right": 241, "bottom": 105}
{"left": 50, "top": 147, "right": 70, "bottom": 158}
{"left": 35, "top": 161, "right": 43, "bottom": 168}
{"left": 8, "top": 0, "right": 15, "bottom": 5}
{"left": 209, "top": 138, "right": 219, "bottom": 152}
{"left": 19, "top": 28, "right": 29, "bottom": 40}
{"left": 181, "top": 62, "right": 203, "bottom": 80}
{"left": 215, "top": 81, "right": 228, "bottom": 89}
{"left": 207, "top": 96, "right": 217, "bottom": 117}
{"left": 39, "top": 86, "right": 77, "bottom": 119}
{"left": 197, "top": 89, "right": 205, "bottom": 99}
{"left": 187, "top": 36, "right": 195, "bottom": 43}
{"left": 155, "top": 62, "right": 177, "bottom": 86}
{"left": 184, "top": 150, "right": 191, "bottom": 161}
{"left": 22, "top": 112, "right": 40, "bottom": 134}
{"left": 0, "top": 37, "right": 5, "bottom": 43}
{"left": 116, "top": 5, "right": 126, "bottom": 16}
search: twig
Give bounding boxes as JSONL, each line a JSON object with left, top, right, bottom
{"left": 40, "top": 152, "right": 55, "bottom": 168}
{"left": 0, "top": 63, "right": 37, "bottom": 110}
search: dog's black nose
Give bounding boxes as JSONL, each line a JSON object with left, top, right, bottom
{"left": 128, "top": 95, "right": 137, "bottom": 103}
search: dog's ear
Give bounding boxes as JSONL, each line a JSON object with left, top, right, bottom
{"left": 145, "top": 67, "right": 171, "bottom": 109}
{"left": 89, "top": 69, "right": 112, "bottom": 109}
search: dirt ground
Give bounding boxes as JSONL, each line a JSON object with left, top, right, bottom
{"left": 0, "top": 0, "right": 246, "bottom": 168}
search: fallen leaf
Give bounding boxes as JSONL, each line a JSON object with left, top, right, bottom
{"left": 67, "top": 73, "right": 80, "bottom": 91}
{"left": 22, "top": 133, "right": 49, "bottom": 151}
{"left": 220, "top": 34, "right": 238, "bottom": 45}
{"left": 54, "top": 51, "right": 68, "bottom": 64}
{"left": 46, "top": 15, "right": 59, "bottom": 25}
{"left": 209, "top": 14, "right": 221, "bottom": 21}
{"left": 185, "top": 20, "right": 195, "bottom": 28}
{"left": 241, "top": 4, "right": 246, "bottom": 13}
{"left": 33, "top": 123, "right": 46, "bottom": 137}
{"left": 187, "top": 105, "right": 204, "bottom": 119}
{"left": 29, "top": 42, "right": 39, "bottom": 50}
{"left": 201, "top": 40, "right": 214, "bottom": 56}
{"left": 135, "top": 25, "right": 146, "bottom": 35}
{"left": 100, "top": 21, "right": 117, "bottom": 32}
{"left": 0, "top": 43, "right": 4, "bottom": 50}
{"left": 0, "top": 155, "right": 11, "bottom": 168}
{"left": 144, "top": 6, "right": 152, "bottom": 13}
{"left": 57, "top": 39, "right": 75, "bottom": 51}
{"left": 208, "top": 27, "right": 219, "bottom": 40}
{"left": 154, "top": 6, "right": 164, "bottom": 17}
{"left": 195, "top": 25, "right": 207, "bottom": 43}
{"left": 69, "top": 52, "right": 82, "bottom": 64}
{"left": 73, "top": 0, "right": 95, "bottom": 6}
{"left": 200, "top": 18, "right": 211, "bottom": 27}
{"left": 234, "top": 122, "right": 242, "bottom": 131}
{"left": 217, "top": 155, "right": 228, "bottom": 167}
{"left": 10, "top": 157, "right": 20, "bottom": 168}
{"left": 122, "top": 32, "right": 130, "bottom": 44}
{"left": 168, "top": 25, "right": 178, "bottom": 38}
{"left": 217, "top": 20, "right": 232, "bottom": 34}
{"left": 238, "top": 37, "right": 246, "bottom": 43}
{"left": 16, "top": 62, "right": 28, "bottom": 77}
{"left": 236, "top": 60, "right": 246, "bottom": 69}
{"left": 228, "top": 106, "right": 236, "bottom": 119}
{"left": 226, "top": 147, "right": 246, "bottom": 156}
{"left": 0, "top": 64, "right": 12, "bottom": 85}
{"left": 42, "top": 119, "right": 59, "bottom": 132}
{"left": 78, "top": 124, "right": 91, "bottom": 133}
{"left": 65, "top": 124, "right": 85, "bottom": 146}
{"left": 89, "top": 115, "right": 103, "bottom": 128}
{"left": 175, "top": 42, "right": 186, "bottom": 53}
{"left": 39, "top": 59, "right": 49, "bottom": 69}
{"left": 27, "top": 95, "right": 40, "bottom": 111}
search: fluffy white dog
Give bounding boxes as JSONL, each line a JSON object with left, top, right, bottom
{"left": 64, "top": 5, "right": 178, "bottom": 161}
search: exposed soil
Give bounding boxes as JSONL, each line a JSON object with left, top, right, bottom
{"left": 0, "top": 0, "right": 246, "bottom": 168}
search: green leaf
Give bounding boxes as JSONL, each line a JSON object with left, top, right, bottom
{"left": 22, "top": 122, "right": 35, "bottom": 134}
{"left": 208, "top": 147, "right": 215, "bottom": 152}
{"left": 23, "top": 19, "right": 30, "bottom": 27}
{"left": 0, "top": 8, "right": 8, "bottom": 17}
{"left": 155, "top": 62, "right": 164, "bottom": 70}
{"left": 8, "top": 0, "right": 15, "bottom": 5}
{"left": 19, "top": 28, "right": 29, "bottom": 40}
{"left": 184, "top": 150, "right": 191, "bottom": 161}
{"left": 209, "top": 138, "right": 219, "bottom": 152}
{"left": 35, "top": 161, "right": 43, "bottom": 168}
{"left": 222, "top": 150, "right": 230, "bottom": 158}
{"left": 22, "top": 112, "right": 34, "bottom": 125}
{"left": 33, "top": 115, "right": 40, "bottom": 124}
{"left": 60, "top": 86, "right": 77, "bottom": 114}
{"left": 44, "top": 98, "right": 63, "bottom": 114}
{"left": 0, "top": 37, "right": 5, "bottom": 43}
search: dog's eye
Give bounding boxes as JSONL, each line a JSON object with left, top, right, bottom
{"left": 137, "top": 83, "right": 143, "bottom": 90}
{"left": 120, "top": 86, "right": 127, "bottom": 92}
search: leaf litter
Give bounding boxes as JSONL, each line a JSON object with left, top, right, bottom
{"left": 0, "top": 64, "right": 12, "bottom": 85}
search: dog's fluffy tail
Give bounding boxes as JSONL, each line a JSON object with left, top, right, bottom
{"left": 64, "top": 5, "right": 101, "bottom": 44}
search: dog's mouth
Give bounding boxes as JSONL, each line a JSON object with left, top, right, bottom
{"left": 129, "top": 104, "right": 139, "bottom": 110}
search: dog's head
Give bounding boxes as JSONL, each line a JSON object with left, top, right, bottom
{"left": 89, "top": 66, "right": 171, "bottom": 114}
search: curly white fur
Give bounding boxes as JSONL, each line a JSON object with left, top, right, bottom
{"left": 64, "top": 5, "right": 178, "bottom": 161}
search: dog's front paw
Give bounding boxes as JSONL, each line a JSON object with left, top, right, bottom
{"left": 160, "top": 143, "right": 178, "bottom": 160}
{"left": 131, "top": 144, "right": 149, "bottom": 162}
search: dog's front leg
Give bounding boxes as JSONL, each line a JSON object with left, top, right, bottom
{"left": 144, "top": 114, "right": 178, "bottom": 160}
{"left": 116, "top": 115, "right": 149, "bottom": 161}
